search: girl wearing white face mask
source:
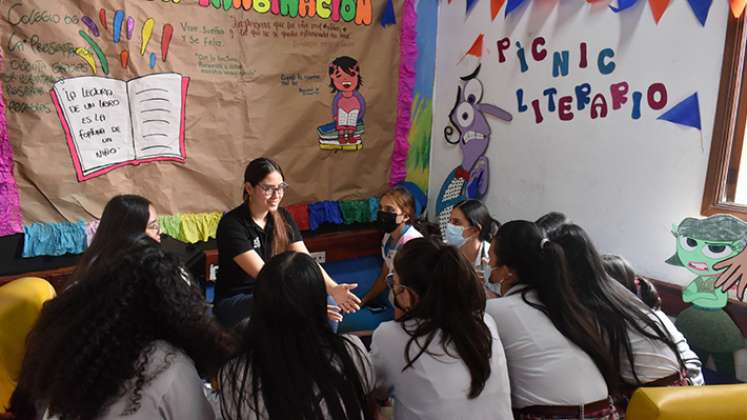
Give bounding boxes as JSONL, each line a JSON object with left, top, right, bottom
{"left": 446, "top": 200, "right": 501, "bottom": 298}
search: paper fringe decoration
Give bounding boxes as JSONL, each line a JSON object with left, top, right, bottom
{"left": 380, "top": 0, "right": 397, "bottom": 27}
{"left": 85, "top": 219, "right": 99, "bottom": 246}
{"left": 0, "top": 48, "right": 23, "bottom": 237}
{"left": 389, "top": 0, "right": 417, "bottom": 187}
{"left": 687, "top": 0, "right": 713, "bottom": 26}
{"left": 19, "top": 197, "right": 382, "bottom": 257}
{"left": 731, "top": 0, "right": 747, "bottom": 18}
{"left": 23, "top": 221, "right": 87, "bottom": 258}
{"left": 658, "top": 93, "right": 702, "bottom": 130}
{"left": 649, "top": 0, "right": 671, "bottom": 23}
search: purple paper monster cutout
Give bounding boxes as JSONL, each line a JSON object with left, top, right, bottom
{"left": 436, "top": 64, "right": 513, "bottom": 235}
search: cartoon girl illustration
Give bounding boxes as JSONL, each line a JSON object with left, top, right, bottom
{"left": 666, "top": 214, "right": 747, "bottom": 379}
{"left": 318, "top": 56, "right": 366, "bottom": 151}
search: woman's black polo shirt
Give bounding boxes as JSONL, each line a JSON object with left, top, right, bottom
{"left": 215, "top": 203, "right": 302, "bottom": 301}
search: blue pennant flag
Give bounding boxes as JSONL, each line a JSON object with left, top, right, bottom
{"left": 467, "top": 0, "right": 480, "bottom": 15}
{"left": 380, "top": 0, "right": 396, "bottom": 27}
{"left": 687, "top": 0, "right": 713, "bottom": 26}
{"left": 658, "top": 93, "right": 701, "bottom": 130}
{"left": 609, "top": 0, "right": 639, "bottom": 13}
{"left": 505, "top": 0, "right": 526, "bottom": 16}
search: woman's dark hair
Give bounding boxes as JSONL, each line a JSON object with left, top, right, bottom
{"left": 328, "top": 56, "right": 363, "bottom": 92}
{"left": 454, "top": 199, "right": 500, "bottom": 242}
{"left": 535, "top": 211, "right": 568, "bottom": 240}
{"left": 393, "top": 238, "right": 490, "bottom": 399}
{"left": 602, "top": 255, "right": 662, "bottom": 311}
{"left": 220, "top": 252, "right": 372, "bottom": 420}
{"left": 70, "top": 194, "right": 152, "bottom": 288}
{"left": 555, "top": 224, "right": 682, "bottom": 389}
{"left": 10, "top": 236, "right": 235, "bottom": 420}
{"left": 492, "top": 221, "right": 619, "bottom": 395}
{"left": 636, "top": 277, "right": 662, "bottom": 311}
{"left": 243, "top": 157, "right": 289, "bottom": 257}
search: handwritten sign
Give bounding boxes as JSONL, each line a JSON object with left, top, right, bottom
{"left": 50, "top": 73, "right": 189, "bottom": 180}
{"left": 1, "top": 0, "right": 401, "bottom": 225}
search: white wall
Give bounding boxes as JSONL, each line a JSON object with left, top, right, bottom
{"left": 428, "top": 0, "right": 729, "bottom": 287}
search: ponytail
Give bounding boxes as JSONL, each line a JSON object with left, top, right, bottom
{"left": 496, "top": 221, "right": 622, "bottom": 396}
{"left": 394, "top": 238, "right": 492, "bottom": 399}
{"left": 270, "top": 210, "right": 289, "bottom": 257}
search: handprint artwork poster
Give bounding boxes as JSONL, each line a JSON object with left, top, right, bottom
{"left": 50, "top": 9, "right": 188, "bottom": 181}
{"left": 666, "top": 214, "right": 747, "bottom": 378}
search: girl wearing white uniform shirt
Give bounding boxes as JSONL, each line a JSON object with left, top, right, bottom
{"left": 601, "top": 255, "right": 704, "bottom": 385}
{"left": 446, "top": 200, "right": 501, "bottom": 298}
{"left": 554, "top": 224, "right": 688, "bottom": 404}
{"left": 371, "top": 238, "right": 512, "bottom": 420}
{"left": 486, "top": 221, "right": 620, "bottom": 419}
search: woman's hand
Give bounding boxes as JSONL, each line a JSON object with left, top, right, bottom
{"left": 329, "top": 283, "right": 361, "bottom": 313}
{"left": 327, "top": 305, "right": 343, "bottom": 322}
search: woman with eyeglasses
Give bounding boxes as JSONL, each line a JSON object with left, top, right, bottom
{"left": 371, "top": 238, "right": 512, "bottom": 420}
{"left": 64, "top": 194, "right": 162, "bottom": 290}
{"left": 214, "top": 157, "right": 360, "bottom": 328}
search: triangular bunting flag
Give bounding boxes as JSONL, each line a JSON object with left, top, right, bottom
{"left": 609, "top": 0, "right": 639, "bottom": 12}
{"left": 380, "top": 0, "right": 396, "bottom": 27}
{"left": 465, "top": 34, "right": 484, "bottom": 59}
{"left": 648, "top": 0, "right": 671, "bottom": 23}
{"left": 687, "top": 0, "right": 713, "bottom": 26}
{"left": 491, "top": 0, "right": 506, "bottom": 20}
{"left": 467, "top": 0, "right": 480, "bottom": 15}
{"left": 658, "top": 93, "right": 701, "bottom": 130}
{"left": 505, "top": 0, "right": 527, "bottom": 16}
{"left": 731, "top": 0, "right": 747, "bottom": 18}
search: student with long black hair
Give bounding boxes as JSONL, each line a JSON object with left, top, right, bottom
{"left": 555, "top": 225, "right": 688, "bottom": 397}
{"left": 602, "top": 255, "right": 704, "bottom": 386}
{"left": 219, "top": 252, "right": 374, "bottom": 420}
{"left": 371, "top": 238, "right": 511, "bottom": 420}
{"left": 214, "top": 157, "right": 358, "bottom": 327}
{"left": 69, "top": 194, "right": 161, "bottom": 288}
{"left": 535, "top": 211, "right": 568, "bottom": 239}
{"left": 9, "top": 236, "right": 235, "bottom": 420}
{"left": 486, "top": 221, "right": 620, "bottom": 419}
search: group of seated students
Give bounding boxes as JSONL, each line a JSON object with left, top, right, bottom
{"left": 4, "top": 157, "right": 704, "bottom": 420}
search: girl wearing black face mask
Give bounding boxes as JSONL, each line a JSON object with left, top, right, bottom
{"left": 337, "top": 187, "right": 424, "bottom": 333}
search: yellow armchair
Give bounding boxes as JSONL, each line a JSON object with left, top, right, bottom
{"left": 627, "top": 385, "right": 747, "bottom": 419}
{"left": 0, "top": 277, "right": 56, "bottom": 412}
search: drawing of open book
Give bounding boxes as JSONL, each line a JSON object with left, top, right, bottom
{"left": 50, "top": 73, "right": 190, "bottom": 181}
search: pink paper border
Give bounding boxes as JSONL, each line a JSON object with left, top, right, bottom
{"left": 52, "top": 75, "right": 190, "bottom": 182}
{"left": 0, "top": 49, "right": 23, "bottom": 236}
{"left": 388, "top": 0, "right": 418, "bottom": 186}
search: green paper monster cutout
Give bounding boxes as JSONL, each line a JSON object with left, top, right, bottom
{"left": 667, "top": 214, "right": 747, "bottom": 379}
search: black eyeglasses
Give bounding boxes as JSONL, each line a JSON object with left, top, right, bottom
{"left": 258, "top": 182, "right": 289, "bottom": 197}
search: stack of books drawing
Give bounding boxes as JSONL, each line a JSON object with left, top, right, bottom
{"left": 317, "top": 121, "right": 365, "bottom": 151}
